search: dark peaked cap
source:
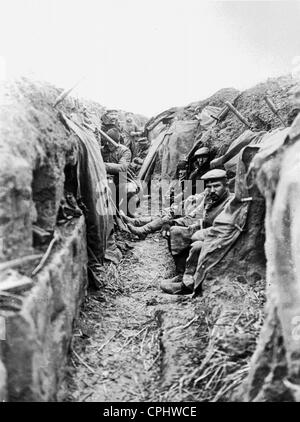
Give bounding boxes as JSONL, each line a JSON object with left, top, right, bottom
{"left": 194, "top": 147, "right": 209, "bottom": 156}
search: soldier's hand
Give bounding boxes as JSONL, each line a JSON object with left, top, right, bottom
{"left": 210, "top": 156, "right": 224, "bottom": 169}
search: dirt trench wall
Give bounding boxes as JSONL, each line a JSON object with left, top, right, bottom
{"left": 185, "top": 76, "right": 298, "bottom": 401}
{"left": 197, "top": 78, "right": 300, "bottom": 401}
{"left": 149, "top": 75, "right": 297, "bottom": 179}
{"left": 0, "top": 78, "right": 79, "bottom": 260}
{"left": 201, "top": 75, "right": 298, "bottom": 158}
{"left": 242, "top": 113, "right": 300, "bottom": 401}
{"left": 1, "top": 217, "right": 87, "bottom": 401}
{"left": 0, "top": 78, "right": 102, "bottom": 400}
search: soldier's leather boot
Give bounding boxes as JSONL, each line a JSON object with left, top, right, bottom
{"left": 163, "top": 274, "right": 183, "bottom": 283}
{"left": 160, "top": 276, "right": 193, "bottom": 295}
{"left": 128, "top": 217, "right": 164, "bottom": 239}
{"left": 120, "top": 211, "right": 153, "bottom": 227}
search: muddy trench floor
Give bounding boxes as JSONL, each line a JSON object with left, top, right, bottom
{"left": 58, "top": 231, "right": 265, "bottom": 402}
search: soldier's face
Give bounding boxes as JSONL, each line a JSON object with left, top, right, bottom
{"left": 206, "top": 180, "right": 226, "bottom": 200}
{"left": 107, "top": 142, "right": 117, "bottom": 152}
{"left": 108, "top": 113, "right": 118, "bottom": 124}
{"left": 103, "top": 139, "right": 116, "bottom": 152}
{"left": 178, "top": 169, "right": 186, "bottom": 179}
{"left": 196, "top": 156, "right": 208, "bottom": 167}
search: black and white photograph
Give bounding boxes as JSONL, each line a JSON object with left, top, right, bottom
{"left": 0, "top": 0, "right": 300, "bottom": 405}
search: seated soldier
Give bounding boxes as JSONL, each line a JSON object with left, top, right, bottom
{"left": 124, "top": 160, "right": 200, "bottom": 238}
{"left": 162, "top": 149, "right": 209, "bottom": 208}
{"left": 160, "top": 169, "right": 233, "bottom": 295}
{"left": 163, "top": 160, "right": 188, "bottom": 206}
{"left": 123, "top": 181, "right": 205, "bottom": 240}
{"left": 188, "top": 147, "right": 210, "bottom": 194}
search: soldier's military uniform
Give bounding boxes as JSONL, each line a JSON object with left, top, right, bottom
{"left": 160, "top": 169, "right": 233, "bottom": 295}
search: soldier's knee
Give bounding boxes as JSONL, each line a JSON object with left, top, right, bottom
{"left": 190, "top": 240, "right": 203, "bottom": 252}
{"left": 191, "top": 230, "right": 205, "bottom": 242}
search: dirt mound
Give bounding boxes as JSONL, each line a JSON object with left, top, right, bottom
{"left": 202, "top": 75, "right": 297, "bottom": 158}
{"left": 241, "top": 112, "right": 300, "bottom": 402}
{"left": 146, "top": 87, "right": 239, "bottom": 128}
{"left": 145, "top": 75, "right": 297, "bottom": 182}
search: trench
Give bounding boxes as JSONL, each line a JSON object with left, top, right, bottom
{"left": 1, "top": 77, "right": 280, "bottom": 402}
{"left": 0, "top": 130, "right": 266, "bottom": 402}
{"left": 58, "top": 222, "right": 265, "bottom": 402}
{"left": 58, "top": 232, "right": 203, "bottom": 402}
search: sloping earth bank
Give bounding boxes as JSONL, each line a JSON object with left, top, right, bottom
{"left": 59, "top": 230, "right": 265, "bottom": 402}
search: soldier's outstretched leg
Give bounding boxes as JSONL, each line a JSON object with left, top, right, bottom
{"left": 128, "top": 217, "right": 167, "bottom": 239}
{"left": 121, "top": 212, "right": 153, "bottom": 227}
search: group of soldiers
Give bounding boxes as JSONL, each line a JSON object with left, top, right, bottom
{"left": 99, "top": 110, "right": 147, "bottom": 216}
{"left": 98, "top": 100, "right": 300, "bottom": 297}
{"left": 119, "top": 144, "right": 232, "bottom": 295}
{"left": 100, "top": 109, "right": 145, "bottom": 170}
{"left": 99, "top": 110, "right": 235, "bottom": 296}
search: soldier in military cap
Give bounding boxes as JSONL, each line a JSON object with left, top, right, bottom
{"left": 197, "top": 169, "right": 232, "bottom": 228}
{"left": 164, "top": 159, "right": 188, "bottom": 206}
{"left": 190, "top": 147, "right": 210, "bottom": 175}
{"left": 160, "top": 169, "right": 233, "bottom": 295}
{"left": 188, "top": 146, "right": 210, "bottom": 195}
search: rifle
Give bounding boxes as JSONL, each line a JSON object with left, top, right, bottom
{"left": 53, "top": 77, "right": 85, "bottom": 108}
{"left": 97, "top": 127, "right": 119, "bottom": 148}
{"left": 53, "top": 78, "right": 119, "bottom": 148}
{"left": 225, "top": 101, "right": 252, "bottom": 129}
{"left": 264, "top": 96, "right": 287, "bottom": 127}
